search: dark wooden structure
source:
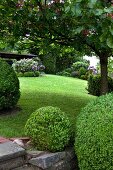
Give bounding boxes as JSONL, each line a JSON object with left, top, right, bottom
{"left": 0, "top": 52, "right": 37, "bottom": 60}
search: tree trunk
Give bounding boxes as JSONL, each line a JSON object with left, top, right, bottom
{"left": 99, "top": 55, "right": 108, "bottom": 95}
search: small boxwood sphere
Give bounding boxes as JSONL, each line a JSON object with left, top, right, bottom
{"left": 75, "top": 93, "right": 113, "bottom": 170}
{"left": 25, "top": 106, "right": 72, "bottom": 152}
{"left": 0, "top": 59, "right": 20, "bottom": 110}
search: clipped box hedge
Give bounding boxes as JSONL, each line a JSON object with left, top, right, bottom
{"left": 75, "top": 93, "right": 113, "bottom": 170}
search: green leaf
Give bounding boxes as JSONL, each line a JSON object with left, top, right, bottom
{"left": 74, "top": 3, "right": 82, "bottom": 16}
{"left": 99, "top": 33, "right": 107, "bottom": 42}
{"left": 104, "top": 7, "right": 113, "bottom": 13}
{"left": 88, "top": 0, "right": 97, "bottom": 8}
{"left": 95, "top": 9, "right": 103, "bottom": 16}
{"left": 109, "top": 26, "right": 113, "bottom": 36}
{"left": 75, "top": 26, "right": 84, "bottom": 34}
{"left": 65, "top": 6, "right": 70, "bottom": 13}
{"left": 0, "top": 5, "right": 4, "bottom": 9}
{"left": 107, "top": 36, "right": 113, "bottom": 48}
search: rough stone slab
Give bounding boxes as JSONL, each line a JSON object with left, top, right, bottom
{"left": 29, "top": 152, "right": 65, "bottom": 169}
{"left": 48, "top": 160, "right": 70, "bottom": 170}
{"left": 0, "top": 156, "right": 25, "bottom": 170}
{"left": 0, "top": 141, "right": 26, "bottom": 162}
{"left": 27, "top": 150, "right": 48, "bottom": 159}
{"left": 13, "top": 164, "right": 41, "bottom": 170}
{"left": 47, "top": 159, "right": 77, "bottom": 170}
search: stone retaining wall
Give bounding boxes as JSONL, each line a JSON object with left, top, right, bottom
{"left": 0, "top": 140, "right": 78, "bottom": 170}
{"left": 26, "top": 147, "right": 77, "bottom": 170}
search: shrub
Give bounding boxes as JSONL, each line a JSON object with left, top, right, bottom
{"left": 17, "top": 71, "right": 40, "bottom": 77}
{"left": 65, "top": 68, "right": 73, "bottom": 73}
{"left": 34, "top": 71, "right": 40, "bottom": 77}
{"left": 80, "top": 75, "right": 87, "bottom": 80}
{"left": 71, "top": 61, "right": 89, "bottom": 71}
{"left": 87, "top": 74, "right": 113, "bottom": 96}
{"left": 79, "top": 67, "right": 87, "bottom": 76}
{"left": 24, "top": 72, "right": 35, "bottom": 77}
{"left": 0, "top": 59, "right": 20, "bottom": 110}
{"left": 75, "top": 93, "right": 113, "bottom": 170}
{"left": 71, "top": 71, "right": 79, "bottom": 77}
{"left": 56, "top": 71, "right": 71, "bottom": 77}
{"left": 41, "top": 54, "right": 56, "bottom": 74}
{"left": 25, "top": 106, "right": 72, "bottom": 152}
{"left": 61, "top": 71, "right": 71, "bottom": 77}
{"left": 17, "top": 72, "right": 24, "bottom": 77}
{"left": 12, "top": 58, "right": 45, "bottom": 74}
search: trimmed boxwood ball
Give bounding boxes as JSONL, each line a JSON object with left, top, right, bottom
{"left": 25, "top": 106, "right": 72, "bottom": 152}
{"left": 75, "top": 93, "right": 113, "bottom": 170}
{"left": 0, "top": 59, "right": 20, "bottom": 110}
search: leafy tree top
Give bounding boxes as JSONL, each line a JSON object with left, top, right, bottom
{"left": 1, "top": 0, "right": 113, "bottom": 57}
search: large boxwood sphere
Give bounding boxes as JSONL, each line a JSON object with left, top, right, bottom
{"left": 25, "top": 106, "right": 72, "bottom": 152}
{"left": 0, "top": 59, "right": 20, "bottom": 110}
{"left": 75, "top": 93, "right": 113, "bottom": 170}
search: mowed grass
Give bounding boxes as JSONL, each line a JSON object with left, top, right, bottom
{"left": 0, "top": 75, "right": 95, "bottom": 137}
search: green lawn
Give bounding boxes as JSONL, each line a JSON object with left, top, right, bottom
{"left": 0, "top": 75, "right": 95, "bottom": 137}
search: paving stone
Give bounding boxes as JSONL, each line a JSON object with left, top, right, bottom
{"left": 29, "top": 152, "right": 65, "bottom": 169}
{"left": 14, "top": 164, "right": 41, "bottom": 170}
{"left": 0, "top": 156, "right": 25, "bottom": 170}
{"left": 0, "top": 141, "right": 26, "bottom": 162}
{"left": 47, "top": 159, "right": 76, "bottom": 170}
{"left": 48, "top": 160, "right": 70, "bottom": 170}
{"left": 27, "top": 150, "right": 48, "bottom": 159}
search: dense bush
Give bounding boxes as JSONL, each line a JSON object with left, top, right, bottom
{"left": 0, "top": 59, "right": 20, "bottom": 110}
{"left": 25, "top": 106, "right": 72, "bottom": 152}
{"left": 34, "top": 71, "right": 40, "bottom": 77}
{"left": 56, "top": 71, "right": 71, "bottom": 77}
{"left": 40, "top": 54, "right": 56, "bottom": 74}
{"left": 17, "top": 71, "right": 40, "bottom": 77}
{"left": 75, "top": 93, "right": 113, "bottom": 170}
{"left": 17, "top": 72, "right": 24, "bottom": 77}
{"left": 71, "top": 61, "right": 89, "bottom": 71}
{"left": 12, "top": 58, "right": 45, "bottom": 76}
{"left": 71, "top": 71, "right": 79, "bottom": 78}
{"left": 87, "top": 74, "right": 113, "bottom": 96}
{"left": 56, "top": 54, "right": 78, "bottom": 72}
{"left": 80, "top": 74, "right": 88, "bottom": 80}
{"left": 79, "top": 67, "right": 87, "bottom": 76}
{"left": 24, "top": 72, "right": 35, "bottom": 77}
{"left": 56, "top": 60, "right": 90, "bottom": 80}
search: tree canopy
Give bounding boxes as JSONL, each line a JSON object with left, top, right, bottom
{"left": 1, "top": 0, "right": 113, "bottom": 94}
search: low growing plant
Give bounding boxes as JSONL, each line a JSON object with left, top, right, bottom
{"left": 25, "top": 106, "right": 73, "bottom": 152}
